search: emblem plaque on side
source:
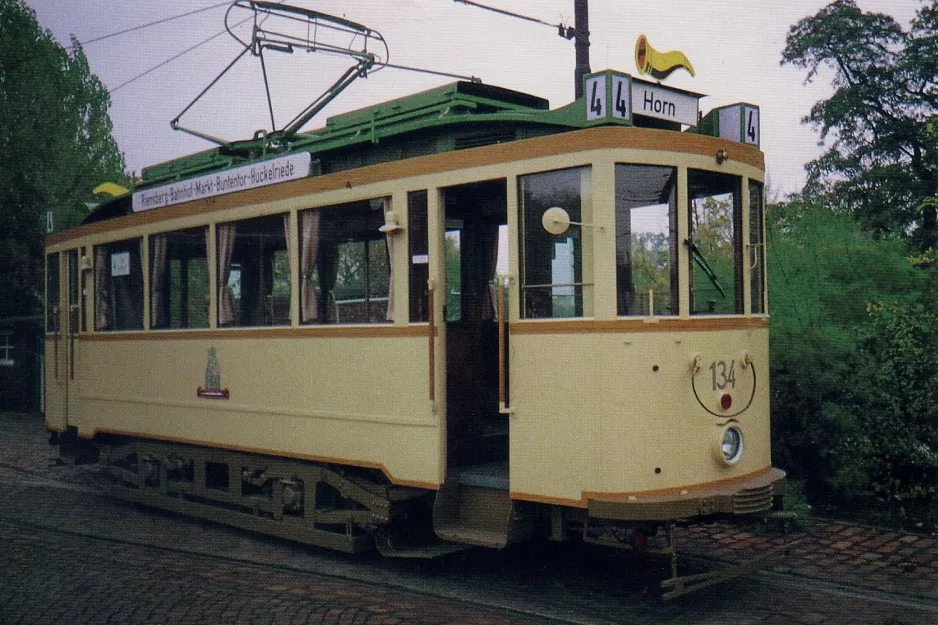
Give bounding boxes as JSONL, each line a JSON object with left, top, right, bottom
{"left": 197, "top": 346, "right": 230, "bottom": 399}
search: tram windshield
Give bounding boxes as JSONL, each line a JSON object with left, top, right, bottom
{"left": 688, "top": 170, "right": 743, "bottom": 315}
{"left": 615, "top": 164, "right": 678, "bottom": 316}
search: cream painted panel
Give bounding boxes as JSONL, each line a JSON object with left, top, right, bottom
{"left": 73, "top": 335, "right": 441, "bottom": 485}
{"left": 44, "top": 340, "right": 67, "bottom": 431}
{"left": 509, "top": 332, "right": 601, "bottom": 500}
{"left": 510, "top": 327, "right": 771, "bottom": 501}
{"left": 594, "top": 328, "right": 772, "bottom": 493}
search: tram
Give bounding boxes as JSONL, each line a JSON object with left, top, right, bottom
{"left": 44, "top": 3, "right": 787, "bottom": 599}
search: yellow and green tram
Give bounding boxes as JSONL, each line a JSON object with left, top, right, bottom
{"left": 45, "top": 70, "right": 786, "bottom": 595}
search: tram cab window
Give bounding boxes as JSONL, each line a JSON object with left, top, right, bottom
{"left": 299, "top": 198, "right": 392, "bottom": 324}
{"left": 518, "top": 167, "right": 593, "bottom": 319}
{"left": 94, "top": 238, "right": 144, "bottom": 331}
{"left": 150, "top": 227, "right": 209, "bottom": 329}
{"left": 217, "top": 214, "right": 291, "bottom": 327}
{"left": 749, "top": 181, "right": 766, "bottom": 314}
{"left": 688, "top": 170, "right": 743, "bottom": 315}
{"left": 46, "top": 254, "right": 60, "bottom": 333}
{"left": 615, "top": 164, "right": 678, "bottom": 316}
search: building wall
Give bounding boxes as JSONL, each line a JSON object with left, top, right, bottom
{"left": 0, "top": 317, "right": 43, "bottom": 413}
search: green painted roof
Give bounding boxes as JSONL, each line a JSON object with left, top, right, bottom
{"left": 140, "top": 81, "right": 596, "bottom": 186}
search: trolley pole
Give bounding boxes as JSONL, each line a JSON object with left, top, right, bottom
{"left": 573, "top": 0, "right": 591, "bottom": 99}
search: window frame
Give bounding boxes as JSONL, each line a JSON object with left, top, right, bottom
{"left": 614, "top": 163, "right": 679, "bottom": 317}
{"left": 149, "top": 226, "right": 210, "bottom": 330}
{"left": 686, "top": 169, "right": 744, "bottom": 316}
{"left": 94, "top": 238, "right": 144, "bottom": 332}
{"left": 518, "top": 165, "right": 593, "bottom": 320}
{"left": 298, "top": 197, "right": 394, "bottom": 325}
{"left": 216, "top": 213, "right": 292, "bottom": 328}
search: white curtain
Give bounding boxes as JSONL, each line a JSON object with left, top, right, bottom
{"left": 217, "top": 223, "right": 237, "bottom": 326}
{"left": 300, "top": 211, "right": 321, "bottom": 323}
{"left": 483, "top": 224, "right": 500, "bottom": 320}
{"left": 383, "top": 198, "right": 395, "bottom": 322}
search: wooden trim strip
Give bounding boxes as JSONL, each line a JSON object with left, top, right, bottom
{"left": 427, "top": 284, "right": 435, "bottom": 402}
{"left": 510, "top": 466, "right": 778, "bottom": 509}
{"left": 75, "top": 324, "right": 431, "bottom": 341}
{"left": 46, "top": 127, "right": 764, "bottom": 247}
{"left": 509, "top": 491, "right": 590, "bottom": 509}
{"left": 78, "top": 427, "right": 440, "bottom": 490}
{"left": 581, "top": 466, "right": 777, "bottom": 502}
{"left": 510, "top": 316, "right": 769, "bottom": 335}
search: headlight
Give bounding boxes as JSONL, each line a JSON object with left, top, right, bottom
{"left": 721, "top": 426, "right": 744, "bottom": 464}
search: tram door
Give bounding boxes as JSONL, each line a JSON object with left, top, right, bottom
{"left": 442, "top": 181, "right": 508, "bottom": 469}
{"left": 45, "top": 249, "right": 80, "bottom": 432}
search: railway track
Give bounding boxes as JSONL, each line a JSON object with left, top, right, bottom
{"left": 2, "top": 462, "right": 936, "bottom": 624}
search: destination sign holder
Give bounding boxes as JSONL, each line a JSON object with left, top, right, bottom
{"left": 584, "top": 71, "right": 633, "bottom": 124}
{"left": 583, "top": 71, "right": 704, "bottom": 129}
{"left": 697, "top": 103, "right": 761, "bottom": 147}
{"left": 132, "top": 152, "right": 312, "bottom": 212}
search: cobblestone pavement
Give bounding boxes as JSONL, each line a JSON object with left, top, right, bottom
{"left": 0, "top": 518, "right": 550, "bottom": 625}
{"left": 678, "top": 519, "right": 938, "bottom": 601}
{"left": 2, "top": 412, "right": 937, "bottom": 624}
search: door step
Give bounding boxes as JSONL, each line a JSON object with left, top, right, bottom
{"left": 432, "top": 481, "right": 528, "bottom": 548}
{"left": 375, "top": 537, "right": 471, "bottom": 559}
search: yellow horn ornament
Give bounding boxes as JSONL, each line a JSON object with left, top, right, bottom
{"left": 92, "top": 182, "right": 130, "bottom": 198}
{"left": 635, "top": 34, "right": 696, "bottom": 80}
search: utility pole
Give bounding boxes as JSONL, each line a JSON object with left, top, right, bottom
{"left": 453, "top": 0, "right": 591, "bottom": 99}
{"left": 573, "top": 0, "right": 590, "bottom": 99}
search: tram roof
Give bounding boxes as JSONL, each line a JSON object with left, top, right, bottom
{"left": 83, "top": 74, "right": 736, "bottom": 225}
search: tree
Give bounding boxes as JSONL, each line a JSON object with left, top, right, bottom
{"left": 781, "top": 0, "right": 938, "bottom": 250}
{"left": 0, "top": 0, "right": 128, "bottom": 317}
{"left": 766, "top": 198, "right": 929, "bottom": 512}
{"left": 832, "top": 301, "right": 938, "bottom": 528}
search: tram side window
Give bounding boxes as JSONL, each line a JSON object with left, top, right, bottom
{"left": 46, "top": 254, "right": 60, "bottom": 332}
{"left": 688, "top": 170, "right": 743, "bottom": 315}
{"left": 409, "top": 191, "right": 429, "bottom": 323}
{"left": 519, "top": 167, "right": 592, "bottom": 319}
{"left": 150, "top": 227, "right": 209, "bottom": 329}
{"left": 94, "top": 239, "right": 144, "bottom": 331}
{"left": 298, "top": 198, "right": 393, "bottom": 324}
{"left": 615, "top": 164, "right": 678, "bottom": 316}
{"left": 749, "top": 181, "right": 766, "bottom": 314}
{"left": 217, "top": 214, "right": 291, "bottom": 327}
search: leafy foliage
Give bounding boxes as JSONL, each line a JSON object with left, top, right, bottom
{"left": 766, "top": 198, "right": 931, "bottom": 516}
{"left": 690, "top": 195, "right": 736, "bottom": 313}
{"left": 0, "top": 0, "right": 128, "bottom": 316}
{"left": 831, "top": 302, "right": 938, "bottom": 526}
{"left": 781, "top": 0, "right": 938, "bottom": 250}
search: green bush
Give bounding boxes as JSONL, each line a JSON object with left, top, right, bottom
{"left": 767, "top": 199, "right": 935, "bottom": 525}
{"left": 833, "top": 302, "right": 938, "bottom": 528}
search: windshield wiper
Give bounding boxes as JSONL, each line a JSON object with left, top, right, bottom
{"left": 684, "top": 238, "right": 726, "bottom": 298}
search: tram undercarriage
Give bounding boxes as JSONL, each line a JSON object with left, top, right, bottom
{"left": 97, "top": 438, "right": 429, "bottom": 554}
{"left": 83, "top": 436, "right": 796, "bottom": 600}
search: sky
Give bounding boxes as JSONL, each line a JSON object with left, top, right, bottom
{"left": 27, "top": 0, "right": 925, "bottom": 197}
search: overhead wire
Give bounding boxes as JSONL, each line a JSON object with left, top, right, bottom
{"left": 66, "top": 1, "right": 232, "bottom": 50}
{"left": 111, "top": 26, "right": 232, "bottom": 93}
{"left": 110, "top": 1, "right": 287, "bottom": 93}
{"left": 452, "top": 0, "right": 571, "bottom": 36}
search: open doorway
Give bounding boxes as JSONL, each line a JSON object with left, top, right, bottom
{"left": 442, "top": 180, "right": 508, "bottom": 472}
